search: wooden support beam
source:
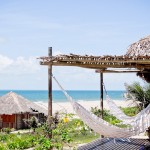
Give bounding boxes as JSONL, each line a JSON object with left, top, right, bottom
{"left": 40, "top": 61, "right": 150, "bottom": 69}
{"left": 40, "top": 56, "right": 150, "bottom": 64}
{"left": 48, "top": 47, "right": 52, "bottom": 129}
{"left": 100, "top": 72, "right": 104, "bottom": 138}
{"left": 95, "top": 69, "right": 150, "bottom": 73}
{"left": 100, "top": 73, "right": 104, "bottom": 119}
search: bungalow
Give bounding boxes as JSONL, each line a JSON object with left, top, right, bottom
{"left": 0, "top": 92, "right": 47, "bottom": 129}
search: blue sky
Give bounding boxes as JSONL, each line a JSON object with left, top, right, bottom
{"left": 0, "top": 0, "right": 150, "bottom": 90}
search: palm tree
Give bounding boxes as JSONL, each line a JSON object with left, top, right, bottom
{"left": 125, "top": 82, "right": 150, "bottom": 110}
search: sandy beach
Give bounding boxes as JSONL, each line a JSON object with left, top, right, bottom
{"left": 35, "top": 99, "right": 137, "bottom": 114}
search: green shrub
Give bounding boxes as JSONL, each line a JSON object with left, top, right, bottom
{"left": 35, "top": 139, "right": 53, "bottom": 150}
{"left": 121, "top": 106, "right": 139, "bottom": 116}
{"left": 0, "top": 143, "right": 6, "bottom": 150}
{"left": 0, "top": 134, "right": 8, "bottom": 142}
{"left": 91, "top": 106, "right": 122, "bottom": 124}
{"left": 7, "top": 141, "right": 19, "bottom": 149}
{"left": 2, "top": 128, "right": 11, "bottom": 134}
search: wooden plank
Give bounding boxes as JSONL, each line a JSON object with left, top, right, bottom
{"left": 40, "top": 61, "right": 150, "bottom": 69}
{"left": 40, "top": 58, "right": 150, "bottom": 64}
{"left": 95, "top": 69, "right": 150, "bottom": 73}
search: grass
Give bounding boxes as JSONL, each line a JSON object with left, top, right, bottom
{"left": 71, "top": 131, "right": 99, "bottom": 143}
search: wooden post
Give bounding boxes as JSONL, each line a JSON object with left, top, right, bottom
{"left": 100, "top": 72, "right": 103, "bottom": 118}
{"left": 15, "top": 114, "right": 17, "bottom": 129}
{"left": 48, "top": 47, "right": 52, "bottom": 124}
{"left": 100, "top": 72, "right": 104, "bottom": 138}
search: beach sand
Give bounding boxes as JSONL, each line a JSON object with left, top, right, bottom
{"left": 35, "top": 99, "right": 137, "bottom": 114}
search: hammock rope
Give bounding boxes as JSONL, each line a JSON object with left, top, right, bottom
{"left": 52, "top": 74, "right": 149, "bottom": 138}
{"left": 103, "top": 83, "right": 150, "bottom": 126}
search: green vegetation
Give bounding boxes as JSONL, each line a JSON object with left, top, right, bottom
{"left": 0, "top": 133, "right": 37, "bottom": 149}
{"left": 0, "top": 106, "right": 139, "bottom": 149}
{"left": 91, "top": 106, "right": 128, "bottom": 128}
{"left": 121, "top": 106, "right": 140, "bottom": 116}
{"left": 125, "top": 82, "right": 150, "bottom": 110}
{"left": 23, "top": 116, "right": 39, "bottom": 132}
{"left": 0, "top": 113, "right": 99, "bottom": 150}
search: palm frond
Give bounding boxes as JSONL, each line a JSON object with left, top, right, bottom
{"left": 125, "top": 82, "right": 150, "bottom": 110}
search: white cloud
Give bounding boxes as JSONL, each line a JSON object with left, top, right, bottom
{"left": 0, "top": 55, "right": 13, "bottom": 70}
{"left": 0, "top": 54, "right": 40, "bottom": 75}
{"left": 0, "top": 54, "right": 144, "bottom": 90}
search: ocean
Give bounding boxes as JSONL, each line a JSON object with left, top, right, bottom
{"left": 0, "top": 90, "right": 126, "bottom": 102}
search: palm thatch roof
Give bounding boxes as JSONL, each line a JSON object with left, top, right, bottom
{"left": 126, "top": 35, "right": 150, "bottom": 57}
{"left": 125, "top": 35, "right": 150, "bottom": 82}
{"left": 0, "top": 92, "right": 47, "bottom": 115}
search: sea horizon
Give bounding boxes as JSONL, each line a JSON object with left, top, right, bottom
{"left": 0, "top": 90, "right": 126, "bottom": 102}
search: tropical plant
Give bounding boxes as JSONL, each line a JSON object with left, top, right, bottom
{"left": 23, "top": 116, "right": 39, "bottom": 132}
{"left": 1, "top": 128, "right": 11, "bottom": 134}
{"left": 121, "top": 106, "right": 140, "bottom": 116}
{"left": 125, "top": 82, "right": 150, "bottom": 110}
{"left": 91, "top": 107, "right": 123, "bottom": 126}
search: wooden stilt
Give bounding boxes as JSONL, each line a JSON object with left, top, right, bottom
{"left": 100, "top": 72, "right": 104, "bottom": 138}
{"left": 100, "top": 72, "right": 104, "bottom": 119}
{"left": 48, "top": 47, "right": 52, "bottom": 118}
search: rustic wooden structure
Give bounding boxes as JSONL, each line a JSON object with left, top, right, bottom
{"left": 39, "top": 36, "right": 150, "bottom": 71}
{"left": 0, "top": 92, "right": 47, "bottom": 129}
{"left": 38, "top": 35, "right": 150, "bottom": 127}
{"left": 39, "top": 54, "right": 150, "bottom": 70}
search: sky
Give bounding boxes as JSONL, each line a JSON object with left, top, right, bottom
{"left": 0, "top": 0, "right": 150, "bottom": 90}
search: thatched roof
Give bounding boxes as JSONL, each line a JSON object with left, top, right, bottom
{"left": 125, "top": 35, "right": 150, "bottom": 82}
{"left": 0, "top": 92, "right": 47, "bottom": 115}
{"left": 126, "top": 35, "right": 150, "bottom": 57}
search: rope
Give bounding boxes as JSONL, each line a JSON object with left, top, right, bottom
{"left": 51, "top": 74, "right": 74, "bottom": 114}
{"left": 102, "top": 81, "right": 150, "bottom": 127}
{"left": 51, "top": 74, "right": 150, "bottom": 137}
{"left": 103, "top": 82, "right": 108, "bottom": 96}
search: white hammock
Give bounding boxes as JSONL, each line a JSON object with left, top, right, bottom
{"left": 52, "top": 75, "right": 150, "bottom": 138}
{"left": 106, "top": 95, "right": 150, "bottom": 126}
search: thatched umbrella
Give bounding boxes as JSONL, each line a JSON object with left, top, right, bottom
{"left": 0, "top": 92, "right": 47, "bottom": 115}
{"left": 126, "top": 35, "right": 150, "bottom": 83}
